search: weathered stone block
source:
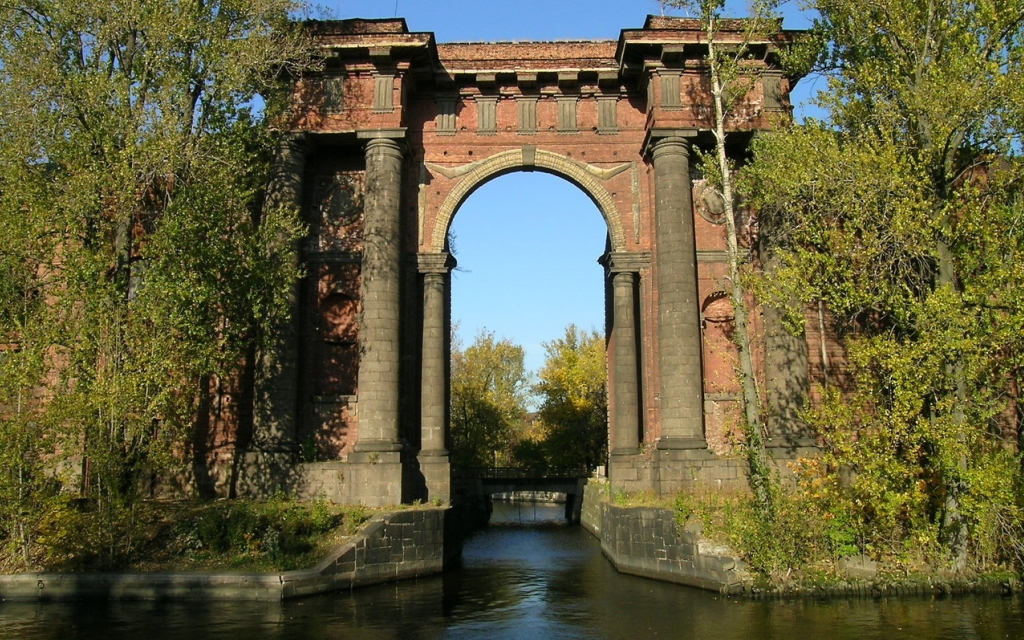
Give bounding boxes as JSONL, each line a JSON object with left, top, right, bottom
{"left": 838, "top": 554, "right": 878, "bottom": 580}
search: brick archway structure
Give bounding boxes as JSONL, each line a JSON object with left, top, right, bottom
{"left": 240, "top": 16, "right": 815, "bottom": 506}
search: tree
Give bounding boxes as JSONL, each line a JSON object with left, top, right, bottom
{"left": 743, "top": 0, "right": 1024, "bottom": 571}
{"left": 0, "top": 0, "right": 311, "bottom": 569}
{"left": 532, "top": 325, "right": 607, "bottom": 472}
{"left": 450, "top": 329, "right": 530, "bottom": 468}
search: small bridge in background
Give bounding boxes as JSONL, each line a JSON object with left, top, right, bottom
{"left": 454, "top": 468, "right": 592, "bottom": 523}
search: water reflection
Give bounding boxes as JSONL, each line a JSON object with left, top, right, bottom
{"left": 1, "top": 501, "right": 1021, "bottom": 639}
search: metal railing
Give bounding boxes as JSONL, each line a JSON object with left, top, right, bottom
{"left": 457, "top": 467, "right": 589, "bottom": 480}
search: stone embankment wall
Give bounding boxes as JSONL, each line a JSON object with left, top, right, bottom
{"left": 0, "top": 507, "right": 455, "bottom": 602}
{"left": 581, "top": 481, "right": 751, "bottom": 594}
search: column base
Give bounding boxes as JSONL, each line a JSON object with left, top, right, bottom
{"left": 353, "top": 439, "right": 404, "bottom": 453}
{"left": 418, "top": 452, "right": 451, "bottom": 504}
{"left": 654, "top": 448, "right": 746, "bottom": 495}
{"left": 609, "top": 452, "right": 654, "bottom": 495}
{"left": 235, "top": 451, "right": 295, "bottom": 499}
{"left": 656, "top": 437, "right": 708, "bottom": 450}
{"left": 344, "top": 450, "right": 404, "bottom": 507}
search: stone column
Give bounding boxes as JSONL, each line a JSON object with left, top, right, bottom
{"left": 354, "top": 137, "right": 405, "bottom": 453}
{"left": 610, "top": 267, "right": 640, "bottom": 454}
{"left": 240, "top": 133, "right": 308, "bottom": 497}
{"left": 345, "top": 136, "right": 407, "bottom": 506}
{"left": 651, "top": 135, "right": 706, "bottom": 450}
{"left": 418, "top": 253, "right": 454, "bottom": 502}
{"left": 604, "top": 251, "right": 653, "bottom": 494}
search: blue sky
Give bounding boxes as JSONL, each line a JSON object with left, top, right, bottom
{"left": 325, "top": 1, "right": 820, "bottom": 374}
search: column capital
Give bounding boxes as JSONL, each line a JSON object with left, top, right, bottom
{"left": 600, "top": 251, "right": 651, "bottom": 274}
{"left": 363, "top": 135, "right": 406, "bottom": 160}
{"left": 357, "top": 128, "right": 407, "bottom": 140}
{"left": 417, "top": 251, "right": 456, "bottom": 274}
{"left": 643, "top": 129, "right": 697, "bottom": 159}
{"left": 648, "top": 134, "right": 693, "bottom": 160}
{"left": 278, "top": 131, "right": 311, "bottom": 156}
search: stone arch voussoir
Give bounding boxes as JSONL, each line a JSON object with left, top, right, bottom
{"left": 428, "top": 148, "right": 627, "bottom": 253}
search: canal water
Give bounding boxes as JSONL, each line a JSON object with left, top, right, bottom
{"left": 1, "top": 501, "right": 1022, "bottom": 639}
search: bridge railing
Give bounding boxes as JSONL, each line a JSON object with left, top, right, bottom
{"left": 455, "top": 467, "right": 589, "bottom": 480}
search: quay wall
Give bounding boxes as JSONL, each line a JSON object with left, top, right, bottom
{"left": 581, "top": 481, "right": 751, "bottom": 594}
{"left": 0, "top": 507, "right": 459, "bottom": 602}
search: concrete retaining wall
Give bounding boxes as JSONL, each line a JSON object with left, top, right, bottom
{"left": 581, "top": 481, "right": 751, "bottom": 594}
{"left": 0, "top": 507, "right": 454, "bottom": 602}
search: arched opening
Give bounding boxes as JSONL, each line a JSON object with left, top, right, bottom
{"left": 446, "top": 171, "right": 609, "bottom": 484}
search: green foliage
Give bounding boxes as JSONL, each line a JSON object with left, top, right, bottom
{"left": 673, "top": 491, "right": 695, "bottom": 528}
{"left": 0, "top": 0, "right": 312, "bottom": 569}
{"left": 530, "top": 325, "right": 607, "bottom": 472}
{"left": 449, "top": 325, "right": 608, "bottom": 472}
{"left": 169, "top": 496, "right": 346, "bottom": 568}
{"left": 3, "top": 496, "right": 369, "bottom": 572}
{"left": 742, "top": 0, "right": 1024, "bottom": 572}
{"left": 677, "top": 480, "right": 892, "bottom": 581}
{"left": 450, "top": 329, "right": 530, "bottom": 467}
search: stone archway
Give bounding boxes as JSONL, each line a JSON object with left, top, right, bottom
{"left": 241, "top": 16, "right": 805, "bottom": 506}
{"left": 424, "top": 147, "right": 629, "bottom": 253}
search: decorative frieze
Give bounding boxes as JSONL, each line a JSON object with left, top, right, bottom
{"left": 476, "top": 96, "right": 497, "bottom": 135}
{"left": 597, "top": 95, "right": 618, "bottom": 134}
{"left": 372, "top": 74, "right": 395, "bottom": 113}
{"left": 436, "top": 97, "right": 457, "bottom": 135}
{"left": 323, "top": 75, "right": 344, "bottom": 114}
{"left": 517, "top": 97, "right": 538, "bottom": 134}
{"left": 762, "top": 71, "right": 785, "bottom": 111}
{"left": 556, "top": 95, "right": 578, "bottom": 133}
{"left": 660, "top": 71, "right": 681, "bottom": 110}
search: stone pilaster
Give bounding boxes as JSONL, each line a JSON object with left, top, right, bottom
{"left": 761, "top": 252, "right": 816, "bottom": 455}
{"left": 240, "top": 132, "right": 308, "bottom": 498}
{"left": 611, "top": 270, "right": 640, "bottom": 454}
{"left": 253, "top": 134, "right": 307, "bottom": 448}
{"left": 764, "top": 304, "right": 814, "bottom": 449}
{"left": 650, "top": 135, "right": 706, "bottom": 450}
{"left": 417, "top": 252, "right": 454, "bottom": 502}
{"left": 354, "top": 136, "right": 405, "bottom": 454}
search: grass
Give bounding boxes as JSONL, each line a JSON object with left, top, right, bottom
{"left": 129, "top": 497, "right": 374, "bottom": 572}
{"left": 0, "top": 496, "right": 378, "bottom": 574}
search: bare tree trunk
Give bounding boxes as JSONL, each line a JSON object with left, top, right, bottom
{"left": 817, "top": 300, "right": 829, "bottom": 387}
{"left": 937, "top": 236, "right": 969, "bottom": 572}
